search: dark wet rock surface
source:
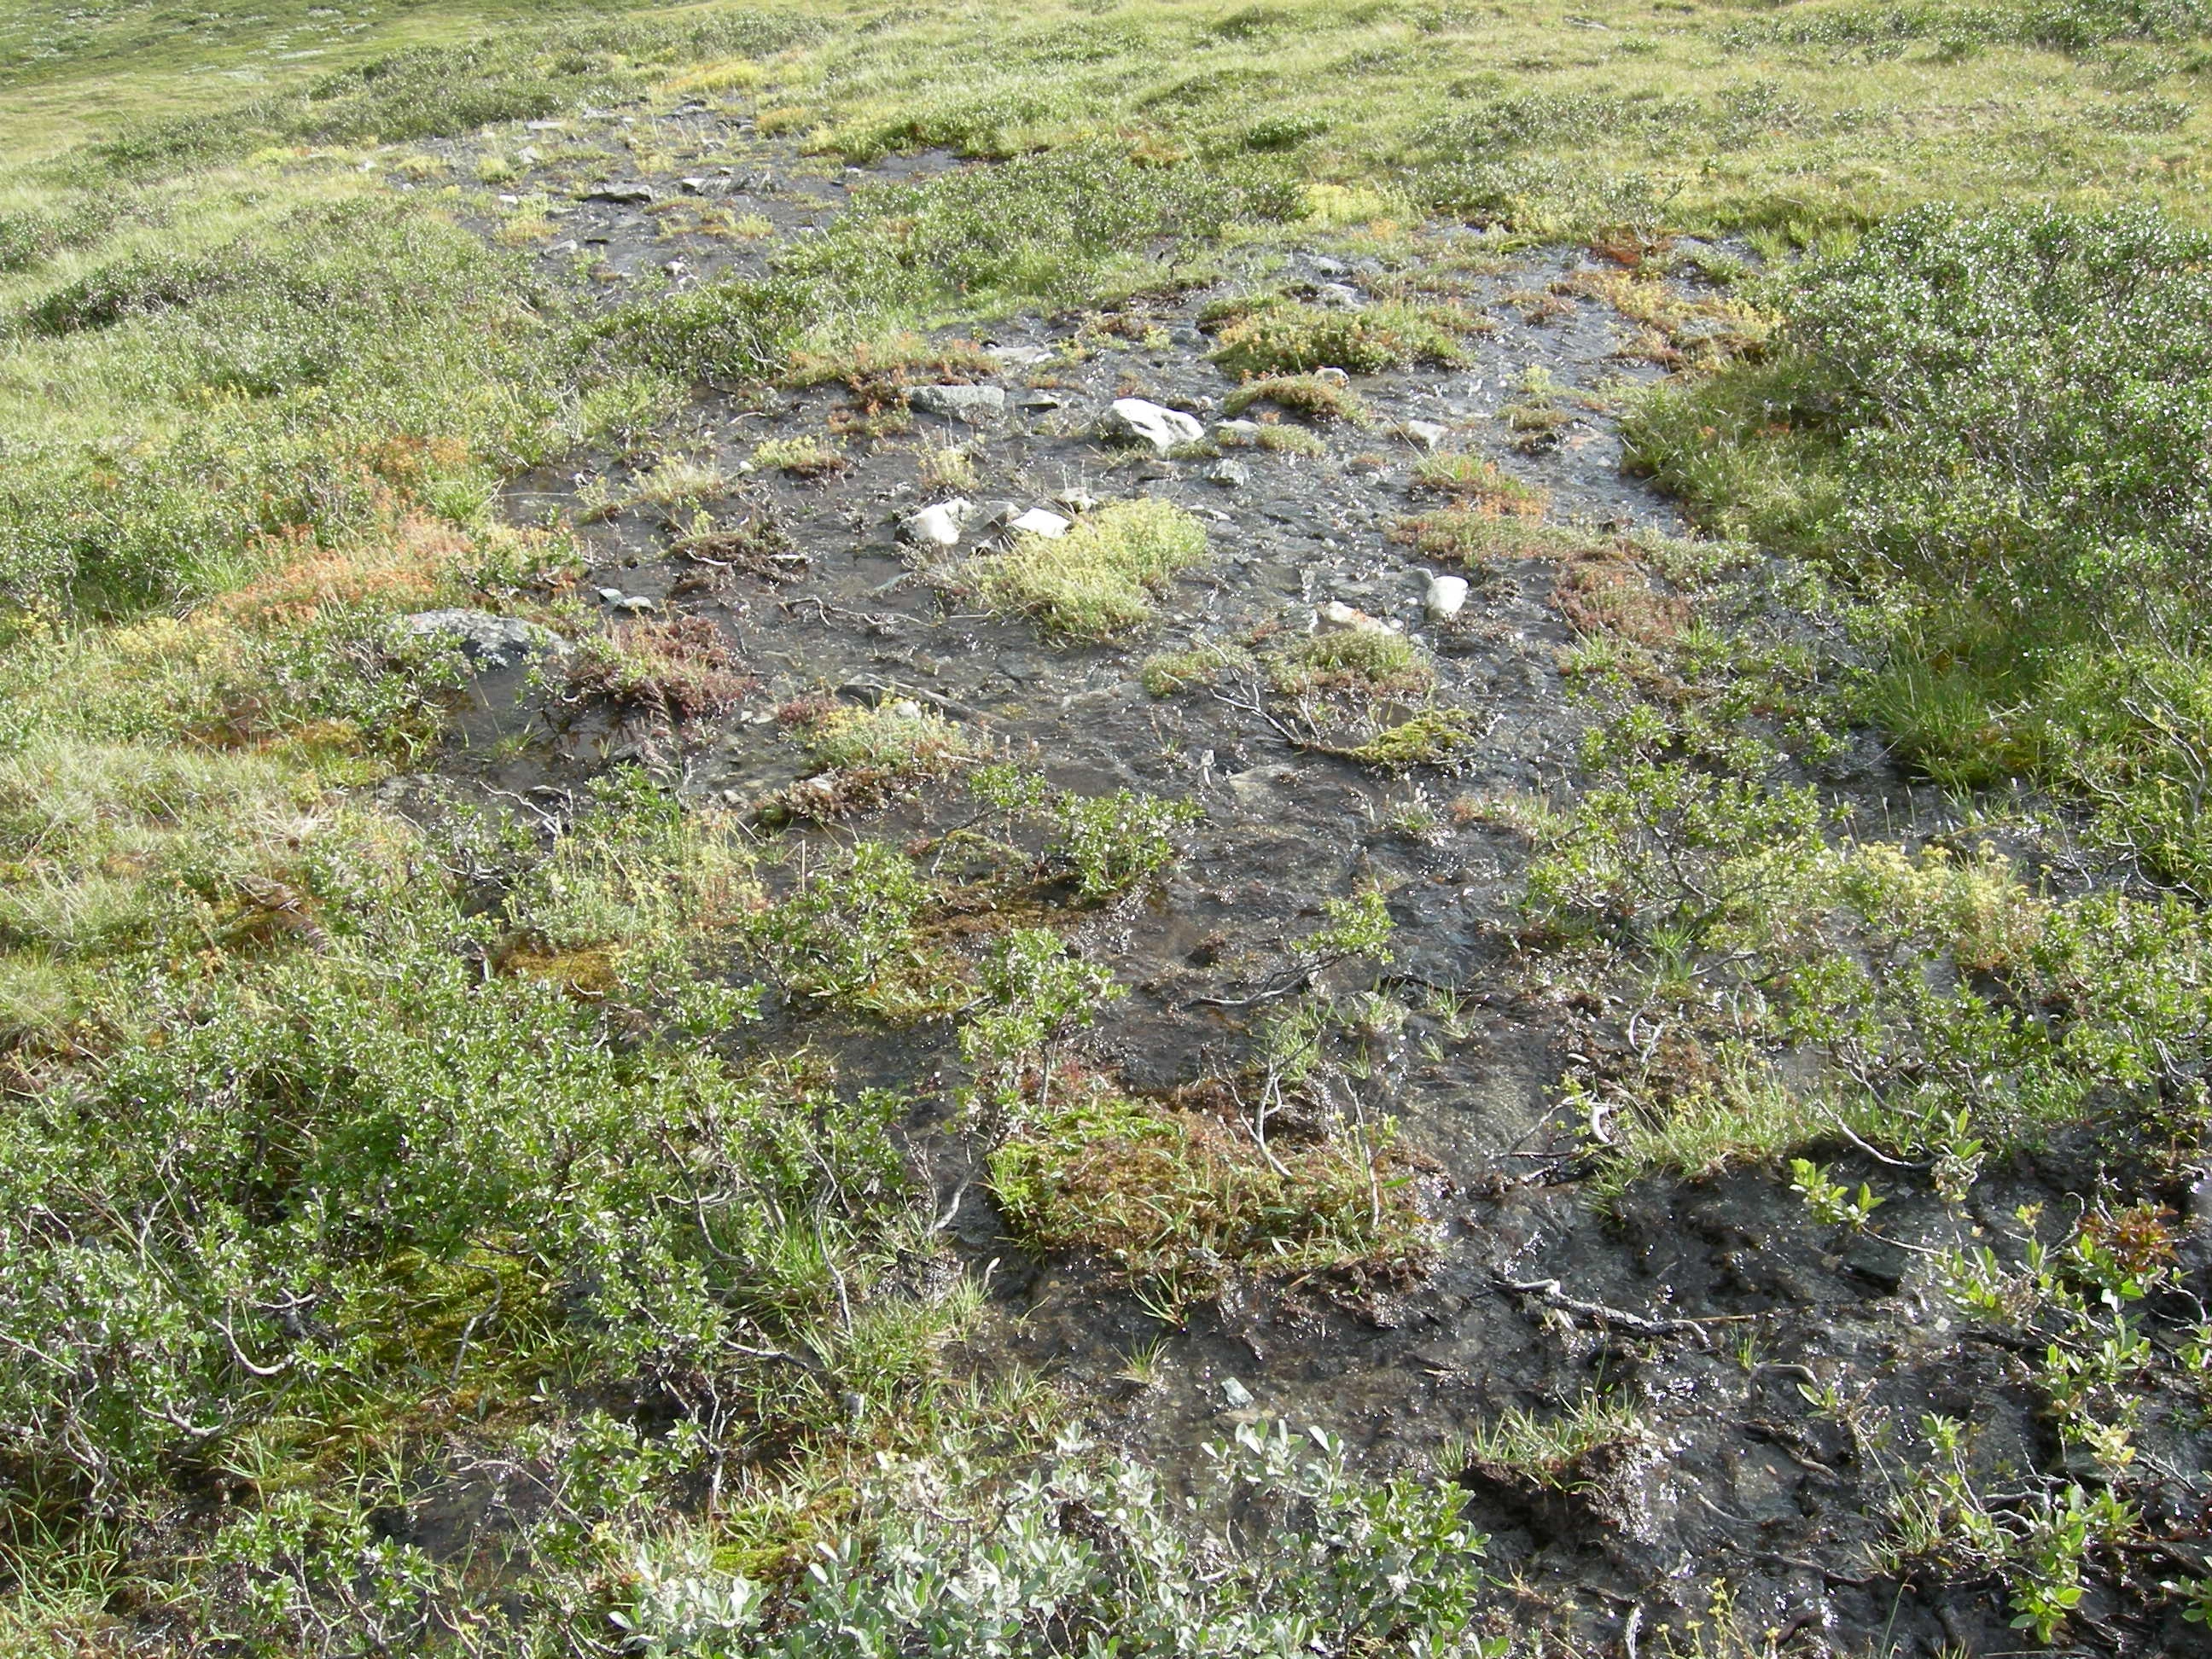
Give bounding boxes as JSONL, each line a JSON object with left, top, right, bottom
{"left": 377, "top": 110, "right": 2212, "bottom": 1658}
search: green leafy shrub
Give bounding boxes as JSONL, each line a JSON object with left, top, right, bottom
{"left": 618, "top": 1421, "right": 1487, "bottom": 1659}
{"left": 2, "top": 200, "right": 566, "bottom": 612}
{"left": 1051, "top": 787, "right": 1201, "bottom": 900}
{"left": 1628, "top": 204, "right": 2212, "bottom": 883}
{"left": 0, "top": 852, "right": 923, "bottom": 1534}
{"left": 742, "top": 839, "right": 967, "bottom": 1019}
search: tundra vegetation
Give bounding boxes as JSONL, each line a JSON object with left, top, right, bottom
{"left": 3, "top": 0, "right": 2212, "bottom": 1652}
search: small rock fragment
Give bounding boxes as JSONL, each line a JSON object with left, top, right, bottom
{"left": 595, "top": 587, "right": 626, "bottom": 603}
{"left": 906, "top": 383, "right": 1007, "bottom": 422}
{"left": 1316, "top": 282, "right": 1366, "bottom": 311}
{"left": 1099, "top": 397, "right": 1204, "bottom": 454}
{"left": 1056, "top": 488, "right": 1101, "bottom": 513}
{"left": 1425, "top": 574, "right": 1470, "bottom": 622}
{"left": 986, "top": 344, "right": 1052, "bottom": 367}
{"left": 1317, "top": 600, "right": 1394, "bottom": 634}
{"left": 1010, "top": 508, "right": 1072, "bottom": 538}
{"left": 585, "top": 184, "right": 655, "bottom": 206}
{"left": 1206, "top": 459, "right": 1250, "bottom": 489}
{"left": 1213, "top": 419, "right": 1264, "bottom": 443}
{"left": 1220, "top": 1377, "right": 1255, "bottom": 1409}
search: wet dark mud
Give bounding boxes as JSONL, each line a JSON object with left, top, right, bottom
{"left": 375, "top": 109, "right": 2212, "bottom": 1658}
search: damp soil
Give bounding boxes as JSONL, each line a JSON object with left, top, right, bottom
{"left": 374, "top": 107, "right": 2212, "bottom": 1657}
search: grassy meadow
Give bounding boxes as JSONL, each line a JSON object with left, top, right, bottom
{"left": 5, "top": 0, "right": 2212, "bottom": 1650}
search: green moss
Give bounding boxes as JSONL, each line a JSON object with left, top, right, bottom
{"left": 1391, "top": 507, "right": 1574, "bottom": 563}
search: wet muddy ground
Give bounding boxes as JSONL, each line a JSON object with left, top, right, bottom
{"left": 375, "top": 107, "right": 2211, "bottom": 1656}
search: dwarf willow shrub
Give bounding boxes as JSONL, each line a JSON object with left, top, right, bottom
{"left": 1, "top": 198, "right": 567, "bottom": 611}
{"left": 1777, "top": 207, "right": 2212, "bottom": 619}
{"left": 1523, "top": 760, "right": 2212, "bottom": 1160}
{"left": 780, "top": 143, "right": 1303, "bottom": 317}
{"left": 0, "top": 864, "right": 913, "bottom": 1525}
{"left": 1629, "top": 206, "right": 2212, "bottom": 876}
{"left": 620, "top": 1423, "right": 1487, "bottom": 1659}
{"left": 82, "top": 11, "right": 826, "bottom": 177}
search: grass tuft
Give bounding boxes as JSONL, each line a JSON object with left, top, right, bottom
{"left": 991, "top": 1086, "right": 1430, "bottom": 1306}
{"left": 1208, "top": 297, "right": 1476, "bottom": 377}
{"left": 1271, "top": 630, "right": 1435, "bottom": 700}
{"left": 976, "top": 498, "right": 1209, "bottom": 641}
{"left": 1221, "top": 373, "right": 1366, "bottom": 423}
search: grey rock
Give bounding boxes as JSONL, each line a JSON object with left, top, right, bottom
{"left": 986, "top": 344, "right": 1052, "bottom": 367}
{"left": 906, "top": 383, "right": 1007, "bottom": 422}
{"left": 1316, "top": 282, "right": 1366, "bottom": 311}
{"left": 585, "top": 184, "right": 655, "bottom": 205}
{"left": 393, "top": 610, "right": 559, "bottom": 671}
{"left": 1206, "top": 459, "right": 1250, "bottom": 489}
{"left": 1018, "top": 389, "right": 1068, "bottom": 410}
{"left": 1214, "top": 419, "right": 1264, "bottom": 443}
{"left": 1100, "top": 397, "right": 1204, "bottom": 454}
